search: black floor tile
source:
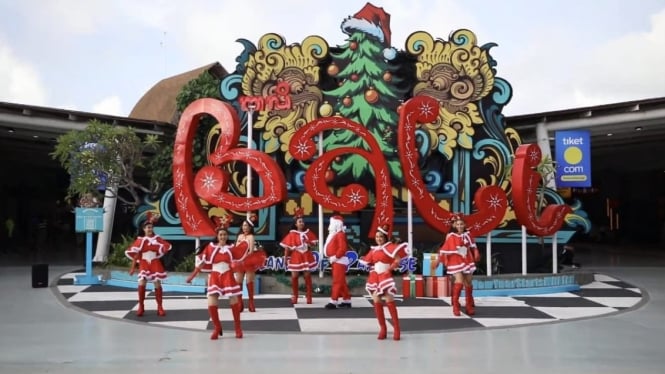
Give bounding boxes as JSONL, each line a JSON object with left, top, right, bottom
{"left": 514, "top": 296, "right": 606, "bottom": 307}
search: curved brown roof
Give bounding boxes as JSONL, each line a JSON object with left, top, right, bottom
{"left": 128, "top": 62, "right": 228, "bottom": 125}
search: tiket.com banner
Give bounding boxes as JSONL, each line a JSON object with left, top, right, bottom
{"left": 555, "top": 130, "right": 592, "bottom": 188}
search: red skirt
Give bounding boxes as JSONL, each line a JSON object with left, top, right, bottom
{"left": 207, "top": 271, "right": 242, "bottom": 297}
{"left": 233, "top": 250, "right": 267, "bottom": 273}
{"left": 287, "top": 251, "right": 318, "bottom": 272}
{"left": 440, "top": 253, "right": 477, "bottom": 274}
{"left": 137, "top": 260, "right": 167, "bottom": 281}
{"left": 365, "top": 271, "right": 397, "bottom": 296}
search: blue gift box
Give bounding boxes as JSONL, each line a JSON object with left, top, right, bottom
{"left": 422, "top": 253, "right": 444, "bottom": 276}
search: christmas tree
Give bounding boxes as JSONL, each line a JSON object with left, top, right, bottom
{"left": 323, "top": 4, "right": 406, "bottom": 185}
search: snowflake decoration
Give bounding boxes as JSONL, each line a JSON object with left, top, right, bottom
{"left": 347, "top": 188, "right": 363, "bottom": 206}
{"left": 293, "top": 140, "right": 312, "bottom": 157}
{"left": 200, "top": 172, "right": 217, "bottom": 192}
{"left": 418, "top": 101, "right": 435, "bottom": 117}
{"left": 487, "top": 193, "right": 504, "bottom": 211}
{"left": 528, "top": 149, "right": 540, "bottom": 162}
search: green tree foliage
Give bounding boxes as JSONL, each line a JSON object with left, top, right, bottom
{"left": 148, "top": 71, "right": 222, "bottom": 188}
{"left": 324, "top": 32, "right": 406, "bottom": 183}
{"left": 51, "top": 120, "right": 166, "bottom": 207}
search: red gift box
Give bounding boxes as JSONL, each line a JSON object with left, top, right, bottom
{"left": 402, "top": 275, "right": 424, "bottom": 298}
{"left": 425, "top": 276, "right": 451, "bottom": 297}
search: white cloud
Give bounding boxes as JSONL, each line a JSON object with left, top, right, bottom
{"left": 92, "top": 96, "right": 123, "bottom": 116}
{"left": 571, "top": 8, "right": 665, "bottom": 106}
{"left": 0, "top": 37, "right": 47, "bottom": 105}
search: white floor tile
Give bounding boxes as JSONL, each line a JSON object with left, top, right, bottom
{"left": 585, "top": 297, "right": 642, "bottom": 308}
{"left": 580, "top": 281, "right": 620, "bottom": 289}
{"left": 511, "top": 292, "right": 579, "bottom": 298}
{"left": 150, "top": 320, "right": 209, "bottom": 330}
{"left": 139, "top": 298, "right": 204, "bottom": 310}
{"left": 474, "top": 318, "right": 554, "bottom": 327}
{"left": 534, "top": 306, "right": 616, "bottom": 319}
{"left": 221, "top": 308, "right": 298, "bottom": 321}
{"left": 397, "top": 306, "right": 467, "bottom": 319}
{"left": 298, "top": 318, "right": 384, "bottom": 333}
{"left": 57, "top": 285, "right": 91, "bottom": 293}
{"left": 594, "top": 274, "right": 620, "bottom": 282}
{"left": 68, "top": 291, "right": 138, "bottom": 302}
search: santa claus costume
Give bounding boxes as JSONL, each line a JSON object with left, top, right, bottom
{"left": 187, "top": 222, "right": 245, "bottom": 339}
{"left": 125, "top": 212, "right": 172, "bottom": 317}
{"left": 323, "top": 215, "right": 352, "bottom": 309}
{"left": 279, "top": 207, "right": 318, "bottom": 304}
{"left": 359, "top": 225, "right": 410, "bottom": 340}
{"left": 233, "top": 214, "right": 266, "bottom": 312}
{"left": 436, "top": 217, "right": 480, "bottom": 316}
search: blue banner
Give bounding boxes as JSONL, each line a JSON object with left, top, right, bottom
{"left": 555, "top": 130, "right": 592, "bottom": 188}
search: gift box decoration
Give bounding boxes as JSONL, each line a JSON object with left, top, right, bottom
{"left": 422, "top": 252, "right": 444, "bottom": 277}
{"left": 402, "top": 274, "right": 424, "bottom": 298}
{"left": 425, "top": 276, "right": 451, "bottom": 297}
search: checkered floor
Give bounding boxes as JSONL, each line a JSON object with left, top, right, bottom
{"left": 55, "top": 273, "right": 643, "bottom": 334}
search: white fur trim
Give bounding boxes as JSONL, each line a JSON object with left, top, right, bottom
{"left": 341, "top": 17, "right": 384, "bottom": 43}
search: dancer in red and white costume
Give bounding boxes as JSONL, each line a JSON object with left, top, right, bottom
{"left": 323, "top": 215, "right": 352, "bottom": 309}
{"left": 186, "top": 224, "right": 245, "bottom": 339}
{"left": 359, "top": 225, "right": 409, "bottom": 340}
{"left": 279, "top": 207, "right": 318, "bottom": 304}
{"left": 125, "top": 213, "right": 172, "bottom": 317}
{"left": 233, "top": 213, "right": 266, "bottom": 312}
{"left": 435, "top": 217, "right": 480, "bottom": 316}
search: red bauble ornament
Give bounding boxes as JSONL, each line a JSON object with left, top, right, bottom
{"left": 383, "top": 71, "right": 392, "bottom": 82}
{"left": 349, "top": 41, "right": 358, "bottom": 50}
{"left": 350, "top": 74, "right": 359, "bottom": 82}
{"left": 364, "top": 88, "right": 379, "bottom": 104}
{"left": 327, "top": 63, "right": 339, "bottom": 76}
{"left": 325, "top": 169, "right": 335, "bottom": 182}
{"left": 342, "top": 96, "right": 352, "bottom": 107}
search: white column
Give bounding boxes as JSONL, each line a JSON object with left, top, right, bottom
{"left": 535, "top": 121, "right": 556, "bottom": 189}
{"left": 486, "top": 232, "right": 492, "bottom": 276}
{"left": 93, "top": 185, "right": 117, "bottom": 262}
{"left": 246, "top": 106, "right": 255, "bottom": 221}
{"left": 552, "top": 232, "right": 558, "bottom": 274}
{"left": 521, "top": 225, "right": 527, "bottom": 275}
{"left": 318, "top": 132, "right": 324, "bottom": 278}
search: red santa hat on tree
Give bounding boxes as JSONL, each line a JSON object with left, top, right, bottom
{"left": 341, "top": 3, "right": 398, "bottom": 60}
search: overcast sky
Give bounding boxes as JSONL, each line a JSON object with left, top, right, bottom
{"left": 1, "top": 0, "right": 664, "bottom": 117}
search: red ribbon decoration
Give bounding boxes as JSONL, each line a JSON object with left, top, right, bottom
{"left": 511, "top": 144, "right": 572, "bottom": 236}
{"left": 173, "top": 98, "right": 287, "bottom": 236}
{"left": 290, "top": 116, "right": 394, "bottom": 237}
{"left": 397, "top": 95, "right": 508, "bottom": 236}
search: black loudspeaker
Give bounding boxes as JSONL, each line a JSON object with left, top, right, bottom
{"left": 32, "top": 264, "right": 49, "bottom": 288}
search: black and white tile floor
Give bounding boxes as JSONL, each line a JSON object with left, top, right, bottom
{"left": 55, "top": 273, "right": 644, "bottom": 334}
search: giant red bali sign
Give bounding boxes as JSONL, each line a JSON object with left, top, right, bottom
{"left": 172, "top": 95, "right": 565, "bottom": 238}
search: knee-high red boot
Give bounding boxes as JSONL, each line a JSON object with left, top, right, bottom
{"left": 452, "top": 283, "right": 463, "bottom": 316}
{"left": 386, "top": 301, "right": 401, "bottom": 341}
{"left": 136, "top": 285, "right": 146, "bottom": 317}
{"left": 208, "top": 305, "right": 222, "bottom": 340}
{"left": 305, "top": 274, "right": 313, "bottom": 304}
{"left": 373, "top": 302, "right": 387, "bottom": 340}
{"left": 291, "top": 276, "right": 299, "bottom": 304}
{"left": 247, "top": 281, "right": 256, "bottom": 312}
{"left": 465, "top": 285, "right": 475, "bottom": 316}
{"left": 155, "top": 287, "right": 166, "bottom": 316}
{"left": 231, "top": 302, "right": 243, "bottom": 339}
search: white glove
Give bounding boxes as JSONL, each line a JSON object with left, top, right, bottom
{"left": 358, "top": 259, "right": 369, "bottom": 266}
{"left": 329, "top": 256, "right": 338, "bottom": 264}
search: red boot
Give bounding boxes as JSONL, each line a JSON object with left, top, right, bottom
{"left": 386, "top": 301, "right": 401, "bottom": 341}
{"left": 305, "top": 274, "right": 313, "bottom": 304}
{"left": 208, "top": 305, "right": 222, "bottom": 340}
{"left": 452, "top": 283, "right": 463, "bottom": 316}
{"left": 291, "top": 276, "right": 299, "bottom": 304}
{"left": 465, "top": 285, "right": 475, "bottom": 316}
{"left": 155, "top": 287, "right": 166, "bottom": 317}
{"left": 136, "top": 285, "right": 146, "bottom": 317}
{"left": 247, "top": 281, "right": 256, "bottom": 312}
{"left": 373, "top": 302, "right": 387, "bottom": 340}
{"left": 231, "top": 302, "right": 243, "bottom": 339}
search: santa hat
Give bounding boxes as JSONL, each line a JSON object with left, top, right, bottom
{"left": 377, "top": 224, "right": 391, "bottom": 238}
{"left": 142, "top": 212, "right": 160, "bottom": 227}
{"left": 328, "top": 215, "right": 346, "bottom": 233}
{"left": 293, "top": 206, "right": 305, "bottom": 220}
{"left": 341, "top": 3, "right": 397, "bottom": 60}
{"left": 212, "top": 214, "right": 233, "bottom": 230}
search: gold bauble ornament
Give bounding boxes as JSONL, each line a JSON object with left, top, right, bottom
{"left": 319, "top": 102, "right": 334, "bottom": 117}
{"left": 364, "top": 88, "right": 379, "bottom": 104}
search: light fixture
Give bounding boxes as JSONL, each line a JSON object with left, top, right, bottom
{"left": 635, "top": 126, "right": 643, "bottom": 131}
{"left": 32, "top": 135, "right": 39, "bottom": 139}
{"left": 606, "top": 133, "right": 613, "bottom": 136}
{"left": 7, "top": 128, "right": 15, "bottom": 133}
